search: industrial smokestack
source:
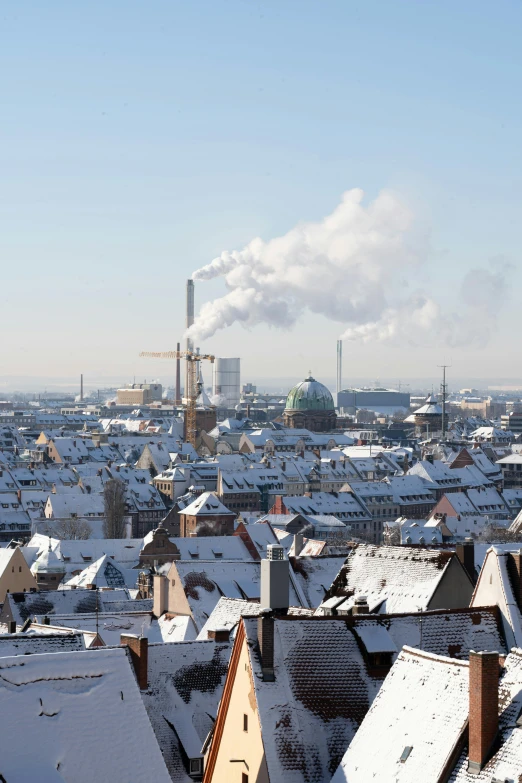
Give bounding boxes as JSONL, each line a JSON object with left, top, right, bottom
{"left": 185, "top": 279, "right": 195, "bottom": 398}
{"left": 80, "top": 374, "right": 84, "bottom": 402}
{"left": 336, "top": 339, "right": 343, "bottom": 397}
{"left": 175, "top": 342, "right": 181, "bottom": 405}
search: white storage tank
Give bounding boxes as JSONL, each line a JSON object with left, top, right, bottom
{"left": 212, "top": 358, "right": 241, "bottom": 407}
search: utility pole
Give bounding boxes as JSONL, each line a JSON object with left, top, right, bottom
{"left": 438, "top": 363, "right": 451, "bottom": 439}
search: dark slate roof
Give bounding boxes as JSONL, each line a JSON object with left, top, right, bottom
{"left": 0, "top": 631, "right": 85, "bottom": 657}
{"left": 290, "top": 556, "right": 345, "bottom": 608}
{"left": 349, "top": 606, "right": 507, "bottom": 660}
{"left": 142, "top": 640, "right": 232, "bottom": 783}
{"left": 244, "top": 617, "right": 384, "bottom": 782}
{"left": 0, "top": 588, "right": 144, "bottom": 627}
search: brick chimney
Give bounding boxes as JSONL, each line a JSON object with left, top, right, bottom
{"left": 207, "top": 627, "right": 230, "bottom": 642}
{"left": 152, "top": 573, "right": 169, "bottom": 617}
{"left": 257, "top": 612, "right": 275, "bottom": 681}
{"left": 121, "top": 634, "right": 148, "bottom": 690}
{"left": 456, "top": 538, "right": 476, "bottom": 583}
{"left": 468, "top": 651, "right": 499, "bottom": 773}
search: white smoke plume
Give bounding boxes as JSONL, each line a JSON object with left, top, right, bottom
{"left": 186, "top": 189, "right": 510, "bottom": 346}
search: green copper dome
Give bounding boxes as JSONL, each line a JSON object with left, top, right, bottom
{"left": 285, "top": 375, "right": 335, "bottom": 412}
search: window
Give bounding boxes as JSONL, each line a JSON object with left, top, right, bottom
{"left": 243, "top": 713, "right": 248, "bottom": 732}
{"left": 189, "top": 758, "right": 203, "bottom": 775}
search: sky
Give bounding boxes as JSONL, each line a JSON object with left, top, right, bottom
{"left": 1, "top": 0, "right": 521, "bottom": 392}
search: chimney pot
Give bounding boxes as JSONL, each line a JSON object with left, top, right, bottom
{"left": 121, "top": 634, "right": 148, "bottom": 690}
{"left": 352, "top": 594, "right": 370, "bottom": 615}
{"left": 207, "top": 627, "right": 230, "bottom": 642}
{"left": 468, "top": 650, "right": 499, "bottom": 773}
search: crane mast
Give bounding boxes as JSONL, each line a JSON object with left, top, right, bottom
{"left": 139, "top": 349, "right": 215, "bottom": 448}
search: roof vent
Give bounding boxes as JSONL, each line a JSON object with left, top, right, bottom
{"left": 400, "top": 746, "right": 413, "bottom": 763}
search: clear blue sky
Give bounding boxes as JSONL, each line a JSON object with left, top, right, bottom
{"left": 1, "top": 0, "right": 521, "bottom": 390}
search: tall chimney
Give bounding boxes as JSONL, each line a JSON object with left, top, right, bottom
{"left": 293, "top": 533, "right": 304, "bottom": 557}
{"left": 468, "top": 651, "right": 499, "bottom": 773}
{"left": 257, "top": 612, "right": 275, "bottom": 681}
{"left": 80, "top": 374, "right": 84, "bottom": 402}
{"left": 456, "top": 538, "right": 476, "bottom": 584}
{"left": 153, "top": 574, "right": 169, "bottom": 617}
{"left": 336, "top": 339, "right": 343, "bottom": 398}
{"left": 185, "top": 279, "right": 195, "bottom": 398}
{"left": 261, "top": 545, "right": 289, "bottom": 612}
{"left": 121, "top": 634, "right": 148, "bottom": 690}
{"left": 175, "top": 342, "right": 181, "bottom": 405}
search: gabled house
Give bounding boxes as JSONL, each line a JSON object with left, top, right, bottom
{"left": 332, "top": 646, "right": 522, "bottom": 783}
{"left": 203, "top": 616, "right": 385, "bottom": 782}
{"left": 470, "top": 545, "right": 522, "bottom": 649}
{"left": 0, "top": 546, "right": 37, "bottom": 601}
{"left": 320, "top": 544, "right": 474, "bottom": 614}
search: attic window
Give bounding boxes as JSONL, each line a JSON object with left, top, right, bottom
{"left": 400, "top": 746, "right": 413, "bottom": 763}
{"left": 189, "top": 758, "right": 203, "bottom": 775}
{"left": 81, "top": 555, "right": 92, "bottom": 562}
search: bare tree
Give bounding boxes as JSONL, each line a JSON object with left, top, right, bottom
{"left": 44, "top": 518, "right": 92, "bottom": 540}
{"left": 481, "top": 524, "right": 522, "bottom": 544}
{"left": 103, "top": 479, "right": 127, "bottom": 538}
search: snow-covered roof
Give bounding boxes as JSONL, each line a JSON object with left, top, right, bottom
{"left": 143, "top": 640, "right": 232, "bottom": 781}
{"left": 180, "top": 491, "right": 234, "bottom": 517}
{"left": 325, "top": 544, "right": 457, "bottom": 613}
{"left": 174, "top": 561, "right": 302, "bottom": 631}
{"left": 196, "top": 596, "right": 263, "bottom": 639}
{"left": 0, "top": 587, "right": 134, "bottom": 628}
{"left": 0, "top": 647, "right": 171, "bottom": 782}
{"left": 291, "top": 556, "right": 345, "bottom": 608}
{"left": 64, "top": 554, "right": 138, "bottom": 589}
{"left": 244, "top": 617, "right": 384, "bottom": 782}
{"left": 450, "top": 649, "right": 522, "bottom": 781}
{"left": 331, "top": 647, "right": 469, "bottom": 783}
{"left": 0, "top": 630, "right": 85, "bottom": 657}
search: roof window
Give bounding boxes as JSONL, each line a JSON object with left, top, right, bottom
{"left": 400, "top": 746, "right": 413, "bottom": 763}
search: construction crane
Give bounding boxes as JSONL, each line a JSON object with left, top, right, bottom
{"left": 139, "top": 349, "right": 215, "bottom": 447}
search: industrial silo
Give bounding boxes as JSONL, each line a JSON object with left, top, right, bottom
{"left": 212, "top": 358, "right": 241, "bottom": 407}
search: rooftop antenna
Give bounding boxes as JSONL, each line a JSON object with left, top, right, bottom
{"left": 438, "top": 362, "right": 452, "bottom": 439}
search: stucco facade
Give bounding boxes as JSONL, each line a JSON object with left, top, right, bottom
{"left": 0, "top": 547, "right": 37, "bottom": 602}
{"left": 204, "top": 624, "right": 269, "bottom": 783}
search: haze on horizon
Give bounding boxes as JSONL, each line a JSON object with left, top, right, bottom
{"left": 1, "top": 0, "right": 520, "bottom": 386}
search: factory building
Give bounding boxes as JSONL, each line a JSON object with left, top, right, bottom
{"left": 116, "top": 383, "right": 163, "bottom": 405}
{"left": 283, "top": 375, "right": 337, "bottom": 432}
{"left": 337, "top": 388, "right": 410, "bottom": 415}
{"left": 212, "top": 358, "right": 241, "bottom": 407}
